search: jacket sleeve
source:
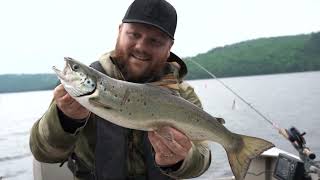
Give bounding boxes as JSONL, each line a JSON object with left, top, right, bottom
{"left": 162, "top": 82, "right": 211, "bottom": 179}
{"left": 29, "top": 100, "right": 87, "bottom": 163}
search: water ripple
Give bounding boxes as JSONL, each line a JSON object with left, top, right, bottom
{"left": 1, "top": 170, "right": 27, "bottom": 179}
{"left": 0, "top": 153, "right": 31, "bottom": 162}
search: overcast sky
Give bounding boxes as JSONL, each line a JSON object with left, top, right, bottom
{"left": 0, "top": 0, "right": 319, "bottom": 74}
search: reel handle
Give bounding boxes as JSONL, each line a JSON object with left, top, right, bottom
{"left": 278, "top": 127, "right": 316, "bottom": 160}
{"left": 303, "top": 148, "right": 316, "bottom": 160}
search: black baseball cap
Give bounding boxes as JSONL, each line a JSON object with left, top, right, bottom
{"left": 122, "top": 0, "right": 177, "bottom": 40}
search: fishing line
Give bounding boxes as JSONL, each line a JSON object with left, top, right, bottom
{"left": 187, "top": 59, "right": 279, "bottom": 129}
{"left": 187, "top": 59, "right": 320, "bottom": 178}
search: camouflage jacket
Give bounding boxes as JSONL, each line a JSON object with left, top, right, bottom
{"left": 29, "top": 52, "right": 211, "bottom": 179}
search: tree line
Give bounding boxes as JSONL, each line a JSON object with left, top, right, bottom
{"left": 0, "top": 74, "right": 58, "bottom": 93}
{"left": 185, "top": 32, "right": 320, "bottom": 79}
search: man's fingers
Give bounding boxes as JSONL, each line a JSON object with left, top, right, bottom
{"left": 148, "top": 131, "right": 186, "bottom": 166}
{"left": 53, "top": 84, "right": 90, "bottom": 120}
{"left": 148, "top": 131, "right": 169, "bottom": 153}
{"left": 149, "top": 132, "right": 175, "bottom": 165}
{"left": 61, "top": 98, "right": 86, "bottom": 113}
{"left": 60, "top": 93, "right": 74, "bottom": 104}
{"left": 154, "top": 131, "right": 188, "bottom": 157}
{"left": 156, "top": 127, "right": 192, "bottom": 151}
{"left": 169, "top": 128, "right": 192, "bottom": 150}
{"left": 149, "top": 131, "right": 187, "bottom": 157}
{"left": 68, "top": 100, "right": 81, "bottom": 110}
{"left": 53, "top": 84, "right": 67, "bottom": 99}
{"left": 57, "top": 93, "right": 74, "bottom": 110}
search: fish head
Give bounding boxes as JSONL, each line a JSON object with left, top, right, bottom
{"left": 53, "top": 57, "right": 97, "bottom": 97}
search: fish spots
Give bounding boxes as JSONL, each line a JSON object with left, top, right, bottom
{"left": 129, "top": 112, "right": 132, "bottom": 116}
{"left": 151, "top": 113, "right": 154, "bottom": 117}
{"left": 127, "top": 99, "right": 130, "bottom": 102}
{"left": 84, "top": 79, "right": 95, "bottom": 88}
{"left": 104, "top": 87, "right": 107, "bottom": 91}
{"left": 120, "top": 109, "right": 123, "bottom": 112}
{"left": 100, "top": 81, "right": 103, "bottom": 85}
{"left": 144, "top": 102, "right": 147, "bottom": 106}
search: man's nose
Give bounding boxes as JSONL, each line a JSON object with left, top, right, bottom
{"left": 134, "top": 38, "right": 149, "bottom": 52}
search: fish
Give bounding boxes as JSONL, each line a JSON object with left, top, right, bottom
{"left": 53, "top": 57, "right": 274, "bottom": 180}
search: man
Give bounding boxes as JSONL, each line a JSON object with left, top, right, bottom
{"left": 30, "top": 0, "right": 211, "bottom": 179}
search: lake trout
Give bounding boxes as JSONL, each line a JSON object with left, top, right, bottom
{"left": 53, "top": 57, "right": 274, "bottom": 180}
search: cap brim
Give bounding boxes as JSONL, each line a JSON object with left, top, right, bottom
{"left": 122, "top": 19, "right": 174, "bottom": 40}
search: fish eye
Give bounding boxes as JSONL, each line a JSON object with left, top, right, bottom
{"left": 72, "top": 64, "right": 80, "bottom": 71}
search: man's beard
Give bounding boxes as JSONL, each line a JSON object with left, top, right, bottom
{"left": 112, "top": 42, "right": 160, "bottom": 83}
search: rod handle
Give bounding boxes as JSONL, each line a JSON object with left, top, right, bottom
{"left": 278, "top": 128, "right": 289, "bottom": 139}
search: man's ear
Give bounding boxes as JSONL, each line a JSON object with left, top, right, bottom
{"left": 166, "top": 41, "right": 174, "bottom": 58}
{"left": 118, "top": 23, "right": 123, "bottom": 32}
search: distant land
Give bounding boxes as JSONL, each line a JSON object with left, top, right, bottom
{"left": 0, "top": 74, "right": 58, "bottom": 93}
{"left": 1, "top": 32, "right": 319, "bottom": 93}
{"left": 185, "top": 31, "right": 320, "bottom": 79}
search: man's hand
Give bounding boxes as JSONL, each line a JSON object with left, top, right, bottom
{"left": 53, "top": 84, "right": 90, "bottom": 121}
{"left": 148, "top": 126, "right": 192, "bottom": 166}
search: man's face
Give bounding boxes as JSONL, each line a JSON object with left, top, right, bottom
{"left": 113, "top": 23, "right": 173, "bottom": 82}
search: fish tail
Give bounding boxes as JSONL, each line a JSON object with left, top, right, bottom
{"left": 225, "top": 134, "right": 274, "bottom": 180}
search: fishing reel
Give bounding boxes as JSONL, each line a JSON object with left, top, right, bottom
{"left": 274, "top": 127, "right": 320, "bottom": 180}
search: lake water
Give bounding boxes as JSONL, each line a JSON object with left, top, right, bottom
{"left": 0, "top": 71, "right": 319, "bottom": 179}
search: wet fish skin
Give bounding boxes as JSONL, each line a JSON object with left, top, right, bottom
{"left": 53, "top": 57, "right": 274, "bottom": 180}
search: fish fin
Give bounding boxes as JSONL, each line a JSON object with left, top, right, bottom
{"left": 215, "top": 117, "right": 226, "bottom": 124}
{"left": 145, "top": 83, "right": 179, "bottom": 96}
{"left": 225, "top": 134, "right": 274, "bottom": 180}
{"left": 89, "top": 97, "right": 112, "bottom": 109}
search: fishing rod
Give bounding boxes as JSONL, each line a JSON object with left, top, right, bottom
{"left": 187, "top": 59, "right": 320, "bottom": 179}
{"left": 187, "top": 59, "right": 275, "bottom": 127}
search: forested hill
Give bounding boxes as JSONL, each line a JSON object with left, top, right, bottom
{"left": 0, "top": 74, "right": 58, "bottom": 93}
{"left": 185, "top": 32, "right": 320, "bottom": 79}
{"left": 1, "top": 32, "right": 319, "bottom": 93}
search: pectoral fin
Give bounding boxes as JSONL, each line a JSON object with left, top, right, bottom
{"left": 89, "top": 97, "right": 112, "bottom": 109}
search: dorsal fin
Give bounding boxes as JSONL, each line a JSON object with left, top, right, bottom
{"left": 145, "top": 83, "right": 179, "bottom": 96}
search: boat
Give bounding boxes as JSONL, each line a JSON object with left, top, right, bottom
{"left": 33, "top": 147, "right": 311, "bottom": 180}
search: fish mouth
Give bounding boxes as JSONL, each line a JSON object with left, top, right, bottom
{"left": 52, "top": 57, "right": 75, "bottom": 82}
{"left": 53, "top": 57, "right": 97, "bottom": 97}
{"left": 52, "top": 65, "right": 96, "bottom": 97}
{"left": 52, "top": 66, "right": 67, "bottom": 81}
